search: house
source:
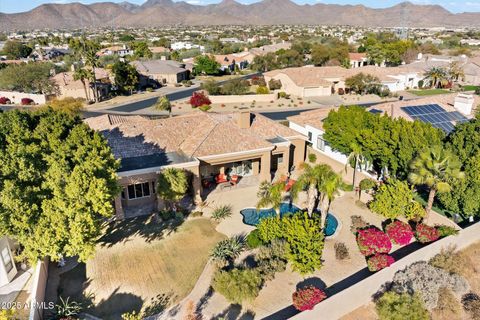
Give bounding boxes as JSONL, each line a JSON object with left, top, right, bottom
{"left": 171, "top": 42, "right": 205, "bottom": 52}
{"left": 264, "top": 65, "right": 422, "bottom": 98}
{"left": 148, "top": 47, "right": 170, "bottom": 55}
{"left": 85, "top": 111, "right": 306, "bottom": 219}
{"left": 462, "top": 57, "right": 480, "bottom": 85}
{"left": 30, "top": 48, "right": 70, "bottom": 61}
{"left": 249, "top": 42, "right": 291, "bottom": 56}
{"left": 212, "top": 52, "right": 254, "bottom": 71}
{"left": 52, "top": 67, "right": 112, "bottom": 101}
{"left": 287, "top": 93, "right": 477, "bottom": 173}
{"left": 0, "top": 236, "right": 17, "bottom": 287}
{"left": 132, "top": 60, "right": 190, "bottom": 86}
{"left": 97, "top": 45, "right": 133, "bottom": 57}
{"left": 349, "top": 52, "right": 368, "bottom": 68}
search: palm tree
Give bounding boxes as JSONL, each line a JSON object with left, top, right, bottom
{"left": 73, "top": 67, "right": 91, "bottom": 102}
{"left": 345, "top": 142, "right": 367, "bottom": 187}
{"left": 318, "top": 169, "right": 343, "bottom": 229}
{"left": 157, "top": 168, "right": 189, "bottom": 211}
{"left": 257, "top": 181, "right": 283, "bottom": 216}
{"left": 291, "top": 163, "right": 329, "bottom": 217}
{"left": 83, "top": 46, "right": 100, "bottom": 103}
{"left": 408, "top": 145, "right": 464, "bottom": 219}
{"left": 448, "top": 61, "right": 465, "bottom": 83}
{"left": 423, "top": 67, "right": 448, "bottom": 89}
{"left": 155, "top": 96, "right": 172, "bottom": 117}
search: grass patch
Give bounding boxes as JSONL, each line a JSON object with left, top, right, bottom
{"left": 407, "top": 89, "right": 450, "bottom": 96}
{"left": 462, "top": 85, "right": 479, "bottom": 92}
{"left": 58, "top": 217, "right": 225, "bottom": 319}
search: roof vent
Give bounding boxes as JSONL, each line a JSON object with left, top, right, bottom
{"left": 454, "top": 93, "right": 474, "bottom": 116}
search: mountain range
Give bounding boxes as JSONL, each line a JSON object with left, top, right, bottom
{"left": 1, "top": 0, "right": 480, "bottom": 31}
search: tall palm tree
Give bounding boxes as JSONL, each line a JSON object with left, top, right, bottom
{"left": 345, "top": 142, "right": 367, "bottom": 187}
{"left": 155, "top": 96, "right": 172, "bottom": 117}
{"left": 423, "top": 67, "right": 448, "bottom": 89}
{"left": 291, "top": 163, "right": 329, "bottom": 217}
{"left": 257, "top": 181, "right": 283, "bottom": 216}
{"left": 409, "top": 145, "right": 464, "bottom": 218}
{"left": 73, "top": 67, "right": 91, "bottom": 102}
{"left": 318, "top": 169, "right": 343, "bottom": 229}
{"left": 83, "top": 46, "right": 100, "bottom": 102}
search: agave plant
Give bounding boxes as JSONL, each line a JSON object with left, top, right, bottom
{"left": 211, "top": 205, "right": 233, "bottom": 221}
{"left": 55, "top": 296, "right": 82, "bottom": 319}
{"left": 210, "top": 236, "right": 245, "bottom": 267}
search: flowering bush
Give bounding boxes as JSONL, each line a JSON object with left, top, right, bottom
{"left": 21, "top": 98, "right": 34, "bottom": 105}
{"left": 415, "top": 223, "right": 440, "bottom": 243}
{"left": 367, "top": 254, "right": 395, "bottom": 272}
{"left": 385, "top": 220, "right": 414, "bottom": 246}
{"left": 357, "top": 227, "right": 392, "bottom": 256}
{"left": 190, "top": 92, "right": 211, "bottom": 108}
{"left": 0, "top": 97, "right": 10, "bottom": 104}
{"left": 292, "top": 286, "right": 327, "bottom": 311}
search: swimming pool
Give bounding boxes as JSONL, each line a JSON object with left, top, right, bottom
{"left": 240, "top": 202, "right": 339, "bottom": 237}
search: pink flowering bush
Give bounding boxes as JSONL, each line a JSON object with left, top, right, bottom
{"left": 367, "top": 254, "right": 395, "bottom": 272}
{"left": 356, "top": 227, "right": 392, "bottom": 256}
{"left": 292, "top": 286, "right": 327, "bottom": 311}
{"left": 415, "top": 223, "right": 440, "bottom": 243}
{"left": 385, "top": 220, "right": 414, "bottom": 246}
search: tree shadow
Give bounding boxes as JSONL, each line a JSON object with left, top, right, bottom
{"left": 196, "top": 286, "right": 214, "bottom": 314}
{"left": 91, "top": 288, "right": 144, "bottom": 319}
{"left": 142, "top": 292, "right": 176, "bottom": 317}
{"left": 211, "top": 304, "right": 255, "bottom": 320}
{"left": 296, "top": 277, "right": 327, "bottom": 291}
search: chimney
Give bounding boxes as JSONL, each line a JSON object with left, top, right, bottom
{"left": 454, "top": 93, "right": 474, "bottom": 116}
{"left": 235, "top": 111, "right": 252, "bottom": 129}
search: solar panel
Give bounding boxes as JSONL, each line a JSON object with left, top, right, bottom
{"left": 401, "top": 104, "right": 468, "bottom": 134}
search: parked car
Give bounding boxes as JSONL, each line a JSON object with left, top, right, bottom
{"left": 21, "top": 98, "right": 34, "bottom": 105}
{"left": 0, "top": 97, "right": 11, "bottom": 104}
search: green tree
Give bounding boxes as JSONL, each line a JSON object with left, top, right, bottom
{"left": 0, "top": 63, "right": 58, "bottom": 94}
{"left": 132, "top": 41, "right": 152, "bottom": 59}
{"left": 345, "top": 73, "right": 381, "bottom": 95}
{"left": 112, "top": 61, "right": 138, "bottom": 95}
{"left": 3, "top": 41, "right": 32, "bottom": 59}
{"left": 46, "top": 97, "right": 84, "bottom": 115}
{"left": 154, "top": 96, "right": 172, "bottom": 117}
{"left": 73, "top": 67, "right": 91, "bottom": 101}
{"left": 318, "top": 168, "right": 343, "bottom": 229}
{"left": 79, "top": 41, "right": 101, "bottom": 103}
{"left": 290, "top": 163, "right": 326, "bottom": 217}
{"left": 257, "top": 181, "right": 284, "bottom": 215}
{"left": 375, "top": 292, "right": 430, "bottom": 320}
{"left": 212, "top": 269, "right": 262, "bottom": 303}
{"left": 423, "top": 67, "right": 448, "bottom": 88}
{"left": 0, "top": 109, "right": 120, "bottom": 263}
{"left": 346, "top": 142, "right": 367, "bottom": 187}
{"left": 251, "top": 53, "right": 278, "bottom": 72}
{"left": 409, "top": 145, "right": 464, "bottom": 218}
{"left": 157, "top": 168, "right": 189, "bottom": 210}
{"left": 369, "top": 179, "right": 415, "bottom": 219}
{"left": 283, "top": 213, "right": 325, "bottom": 275}
{"left": 194, "top": 55, "right": 220, "bottom": 75}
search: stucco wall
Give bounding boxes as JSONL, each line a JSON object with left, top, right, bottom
{"left": 0, "top": 237, "right": 17, "bottom": 287}
{"left": 29, "top": 258, "right": 50, "bottom": 320}
{"left": 209, "top": 93, "right": 277, "bottom": 104}
{"left": 0, "top": 91, "right": 48, "bottom": 105}
{"left": 291, "top": 223, "right": 480, "bottom": 320}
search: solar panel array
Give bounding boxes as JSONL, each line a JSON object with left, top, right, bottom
{"left": 401, "top": 104, "right": 469, "bottom": 133}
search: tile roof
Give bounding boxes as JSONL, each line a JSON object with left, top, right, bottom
{"left": 287, "top": 107, "right": 338, "bottom": 130}
{"left": 131, "top": 60, "right": 188, "bottom": 75}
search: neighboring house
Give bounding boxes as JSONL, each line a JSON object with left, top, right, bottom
{"left": 132, "top": 60, "right": 190, "bottom": 86}
{"left": 85, "top": 111, "right": 306, "bottom": 219}
{"left": 463, "top": 57, "right": 480, "bottom": 85}
{"left": 97, "top": 45, "right": 133, "bottom": 57}
{"left": 349, "top": 52, "right": 368, "bottom": 68}
{"left": 149, "top": 46, "right": 170, "bottom": 55}
{"left": 52, "top": 68, "right": 112, "bottom": 101}
{"left": 264, "top": 65, "right": 422, "bottom": 97}
{"left": 171, "top": 42, "right": 205, "bottom": 52}
{"left": 0, "top": 236, "right": 17, "bottom": 287}
{"left": 30, "top": 48, "right": 70, "bottom": 61}
{"left": 212, "top": 52, "right": 254, "bottom": 71}
{"left": 250, "top": 42, "right": 291, "bottom": 56}
{"left": 287, "top": 93, "right": 477, "bottom": 173}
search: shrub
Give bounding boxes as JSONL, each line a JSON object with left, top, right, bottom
{"left": 338, "top": 88, "right": 345, "bottom": 95}
{"left": 269, "top": 79, "right": 282, "bottom": 90}
{"left": 0, "top": 97, "right": 10, "bottom": 104}
{"left": 256, "top": 86, "right": 270, "bottom": 94}
{"left": 356, "top": 227, "right": 392, "bottom": 256}
{"left": 415, "top": 223, "right": 440, "bottom": 243}
{"left": 246, "top": 229, "right": 263, "bottom": 249}
{"left": 462, "top": 293, "right": 480, "bottom": 319}
{"left": 251, "top": 76, "right": 266, "bottom": 86}
{"left": 405, "top": 201, "right": 426, "bottom": 221}
{"left": 221, "top": 79, "right": 249, "bottom": 95}
{"left": 436, "top": 225, "right": 459, "bottom": 238}
{"left": 334, "top": 242, "right": 350, "bottom": 260}
{"left": 201, "top": 79, "right": 221, "bottom": 95}
{"left": 278, "top": 91, "right": 288, "bottom": 99}
{"left": 418, "top": 80, "right": 424, "bottom": 89}
{"left": 198, "top": 104, "right": 212, "bottom": 112}
{"left": 359, "top": 178, "right": 376, "bottom": 192}
{"left": 255, "top": 239, "right": 288, "bottom": 281}
{"left": 385, "top": 220, "right": 413, "bottom": 246}
{"left": 429, "top": 246, "right": 463, "bottom": 275}
{"left": 21, "top": 98, "right": 34, "bottom": 105}
{"left": 211, "top": 205, "right": 232, "bottom": 221}
{"left": 190, "top": 91, "right": 211, "bottom": 108}
{"left": 292, "top": 286, "right": 327, "bottom": 311}
{"left": 55, "top": 296, "right": 82, "bottom": 319}
{"left": 257, "top": 216, "right": 284, "bottom": 243}
{"left": 367, "top": 254, "right": 395, "bottom": 272}
{"left": 375, "top": 291, "right": 430, "bottom": 320}
{"left": 210, "top": 237, "right": 244, "bottom": 267}
{"left": 122, "top": 311, "right": 142, "bottom": 320}
{"left": 369, "top": 179, "right": 415, "bottom": 219}
{"left": 159, "top": 210, "right": 176, "bottom": 221}
{"left": 308, "top": 153, "right": 317, "bottom": 163}
{"left": 190, "top": 211, "right": 203, "bottom": 217}
{"left": 350, "top": 215, "right": 369, "bottom": 234}
{"left": 212, "top": 268, "right": 262, "bottom": 303}
{"left": 146, "top": 87, "right": 154, "bottom": 92}
{"left": 433, "top": 287, "right": 462, "bottom": 318}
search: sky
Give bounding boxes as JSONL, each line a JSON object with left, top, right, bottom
{"left": 1, "top": 0, "right": 480, "bottom": 14}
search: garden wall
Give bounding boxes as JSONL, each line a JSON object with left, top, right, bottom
{"left": 0, "top": 91, "right": 48, "bottom": 105}
{"left": 209, "top": 93, "right": 277, "bottom": 104}
{"left": 28, "top": 258, "right": 50, "bottom": 320}
{"left": 291, "top": 222, "right": 480, "bottom": 320}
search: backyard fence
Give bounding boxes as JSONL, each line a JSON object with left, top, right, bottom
{"left": 29, "top": 258, "right": 50, "bottom": 320}
{"left": 289, "top": 222, "right": 480, "bottom": 320}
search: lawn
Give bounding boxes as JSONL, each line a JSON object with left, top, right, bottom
{"left": 407, "top": 89, "right": 451, "bottom": 96}
{"left": 58, "top": 217, "right": 225, "bottom": 319}
{"left": 461, "top": 85, "right": 479, "bottom": 92}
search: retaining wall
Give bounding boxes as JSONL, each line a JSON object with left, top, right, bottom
{"left": 28, "top": 258, "right": 50, "bottom": 320}
{"left": 291, "top": 222, "right": 480, "bottom": 320}
{"left": 0, "top": 91, "right": 48, "bottom": 105}
{"left": 209, "top": 93, "right": 277, "bottom": 104}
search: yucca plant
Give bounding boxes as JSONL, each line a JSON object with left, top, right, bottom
{"left": 55, "top": 296, "right": 82, "bottom": 319}
{"left": 210, "top": 237, "right": 245, "bottom": 268}
{"left": 211, "top": 204, "right": 233, "bottom": 221}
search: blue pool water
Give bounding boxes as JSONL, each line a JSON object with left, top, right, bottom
{"left": 240, "top": 203, "right": 339, "bottom": 237}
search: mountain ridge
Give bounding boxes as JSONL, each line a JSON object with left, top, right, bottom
{"left": 1, "top": 0, "right": 479, "bottom": 31}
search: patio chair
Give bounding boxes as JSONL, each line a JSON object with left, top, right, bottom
{"left": 215, "top": 173, "right": 228, "bottom": 184}
{"left": 230, "top": 175, "right": 240, "bottom": 185}
{"left": 285, "top": 179, "right": 296, "bottom": 192}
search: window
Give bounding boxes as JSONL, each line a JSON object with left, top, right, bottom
{"left": 277, "top": 154, "right": 284, "bottom": 164}
{"left": 1, "top": 248, "right": 13, "bottom": 273}
{"left": 317, "top": 136, "right": 326, "bottom": 152}
{"left": 308, "top": 132, "right": 313, "bottom": 142}
{"left": 127, "top": 182, "right": 151, "bottom": 199}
